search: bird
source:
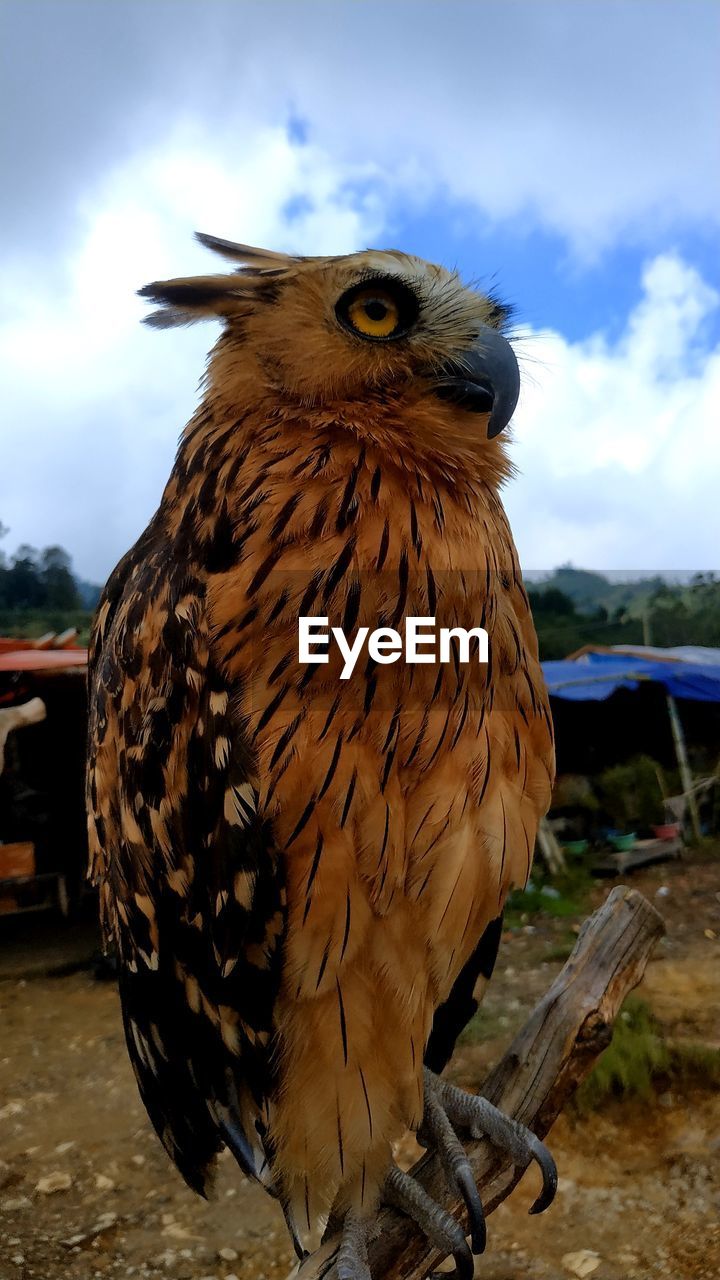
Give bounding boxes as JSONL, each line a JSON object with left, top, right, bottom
{"left": 86, "top": 233, "right": 556, "bottom": 1278}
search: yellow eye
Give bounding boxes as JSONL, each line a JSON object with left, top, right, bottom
{"left": 347, "top": 289, "right": 400, "bottom": 338}
{"left": 336, "top": 277, "right": 418, "bottom": 342}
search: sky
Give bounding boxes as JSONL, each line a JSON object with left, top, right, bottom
{"left": 1, "top": 0, "right": 719, "bottom": 584}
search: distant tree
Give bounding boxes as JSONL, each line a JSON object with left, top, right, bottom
{"left": 528, "top": 583, "right": 646, "bottom": 659}
{"left": 0, "top": 522, "right": 8, "bottom": 604}
{"left": 623, "top": 573, "right": 720, "bottom": 648}
{"left": 647, "top": 582, "right": 678, "bottom": 608}
{"left": 6, "top": 545, "right": 44, "bottom": 609}
{"left": 548, "top": 566, "right": 613, "bottom": 612}
{"left": 529, "top": 587, "right": 576, "bottom": 617}
{"left": 674, "top": 575, "right": 720, "bottom": 646}
{"left": 40, "top": 545, "right": 81, "bottom": 609}
{"left": 0, "top": 534, "right": 87, "bottom": 624}
{"left": 75, "top": 578, "right": 102, "bottom": 610}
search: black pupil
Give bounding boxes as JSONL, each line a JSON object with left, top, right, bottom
{"left": 364, "top": 298, "right": 389, "bottom": 322}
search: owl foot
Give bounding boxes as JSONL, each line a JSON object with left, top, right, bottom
{"left": 315, "top": 1072, "right": 556, "bottom": 1278}
{"left": 335, "top": 1208, "right": 373, "bottom": 1280}
{"left": 419, "top": 1070, "right": 486, "bottom": 1254}
{"left": 331, "top": 1165, "right": 474, "bottom": 1280}
{"left": 383, "top": 1165, "right": 475, "bottom": 1279}
{"left": 422, "top": 1067, "right": 558, "bottom": 1218}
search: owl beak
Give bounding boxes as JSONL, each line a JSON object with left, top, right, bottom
{"left": 431, "top": 327, "right": 520, "bottom": 438}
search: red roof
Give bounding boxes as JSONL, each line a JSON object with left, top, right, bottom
{"left": 0, "top": 649, "right": 88, "bottom": 673}
{"left": 0, "top": 638, "right": 38, "bottom": 653}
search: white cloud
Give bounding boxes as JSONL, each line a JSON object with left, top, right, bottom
{"left": 4, "top": 2, "right": 718, "bottom": 260}
{"left": 507, "top": 254, "right": 720, "bottom": 570}
{"left": 0, "top": 124, "right": 384, "bottom": 580}
{"left": 0, "top": 97, "right": 717, "bottom": 583}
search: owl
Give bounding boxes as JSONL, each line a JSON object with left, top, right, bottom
{"left": 87, "top": 233, "right": 555, "bottom": 1277}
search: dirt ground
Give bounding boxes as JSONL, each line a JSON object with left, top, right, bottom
{"left": 1, "top": 856, "right": 719, "bottom": 1280}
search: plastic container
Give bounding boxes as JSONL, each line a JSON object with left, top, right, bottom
{"left": 652, "top": 822, "right": 681, "bottom": 840}
{"left": 609, "top": 833, "right": 636, "bottom": 853}
{"left": 562, "top": 839, "right": 589, "bottom": 856}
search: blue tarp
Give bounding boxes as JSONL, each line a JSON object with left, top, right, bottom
{"left": 541, "top": 650, "right": 720, "bottom": 704}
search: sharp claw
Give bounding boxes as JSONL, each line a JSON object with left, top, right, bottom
{"left": 527, "top": 1137, "right": 558, "bottom": 1215}
{"left": 282, "top": 1205, "right": 308, "bottom": 1261}
{"left": 385, "top": 1164, "right": 474, "bottom": 1277}
{"left": 451, "top": 1240, "right": 476, "bottom": 1280}
{"left": 421, "top": 1072, "right": 486, "bottom": 1256}
{"left": 218, "top": 1115, "right": 257, "bottom": 1180}
{"left": 453, "top": 1161, "right": 486, "bottom": 1254}
{"left": 427, "top": 1068, "right": 558, "bottom": 1224}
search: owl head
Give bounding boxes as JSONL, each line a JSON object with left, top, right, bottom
{"left": 140, "top": 233, "right": 520, "bottom": 443}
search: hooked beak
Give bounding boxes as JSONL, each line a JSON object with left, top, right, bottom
{"left": 431, "top": 326, "right": 520, "bottom": 438}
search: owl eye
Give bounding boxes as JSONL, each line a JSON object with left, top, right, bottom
{"left": 336, "top": 278, "right": 419, "bottom": 342}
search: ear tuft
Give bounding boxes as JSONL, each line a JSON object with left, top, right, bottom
{"left": 137, "top": 274, "right": 268, "bottom": 328}
{"left": 141, "top": 306, "right": 200, "bottom": 330}
{"left": 138, "top": 234, "right": 310, "bottom": 329}
{"left": 194, "top": 231, "right": 312, "bottom": 273}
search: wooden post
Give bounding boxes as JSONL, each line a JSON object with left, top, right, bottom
{"left": 535, "top": 815, "right": 566, "bottom": 874}
{"left": 292, "top": 886, "right": 664, "bottom": 1280}
{"left": 642, "top": 610, "right": 652, "bottom": 646}
{"left": 666, "top": 693, "right": 702, "bottom": 841}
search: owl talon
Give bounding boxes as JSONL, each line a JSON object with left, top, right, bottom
{"left": 335, "top": 1209, "right": 372, "bottom": 1280}
{"left": 420, "top": 1072, "right": 486, "bottom": 1254}
{"left": 451, "top": 1162, "right": 486, "bottom": 1254}
{"left": 279, "top": 1199, "right": 308, "bottom": 1263}
{"left": 425, "top": 1067, "right": 557, "bottom": 1215}
{"left": 384, "top": 1164, "right": 475, "bottom": 1279}
{"left": 526, "top": 1138, "right": 558, "bottom": 1215}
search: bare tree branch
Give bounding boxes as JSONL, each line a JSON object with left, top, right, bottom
{"left": 292, "top": 885, "right": 664, "bottom": 1280}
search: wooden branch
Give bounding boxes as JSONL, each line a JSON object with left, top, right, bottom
{"left": 292, "top": 885, "right": 664, "bottom": 1280}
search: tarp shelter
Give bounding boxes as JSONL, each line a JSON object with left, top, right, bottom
{"left": 542, "top": 647, "right": 720, "bottom": 704}
{"left": 541, "top": 646, "right": 720, "bottom": 839}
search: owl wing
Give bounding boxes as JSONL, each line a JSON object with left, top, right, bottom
{"left": 86, "top": 529, "right": 284, "bottom": 1194}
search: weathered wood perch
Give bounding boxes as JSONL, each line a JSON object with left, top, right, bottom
{"left": 291, "top": 885, "right": 664, "bottom": 1280}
